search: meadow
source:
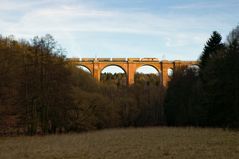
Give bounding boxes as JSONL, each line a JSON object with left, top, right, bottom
{"left": 0, "top": 127, "right": 239, "bottom": 159}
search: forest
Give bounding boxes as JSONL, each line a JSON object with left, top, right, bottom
{"left": 0, "top": 25, "right": 239, "bottom": 135}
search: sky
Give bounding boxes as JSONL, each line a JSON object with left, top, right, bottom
{"left": 0, "top": 0, "right": 238, "bottom": 63}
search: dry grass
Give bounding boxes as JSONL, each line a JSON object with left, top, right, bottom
{"left": 0, "top": 127, "right": 239, "bottom": 159}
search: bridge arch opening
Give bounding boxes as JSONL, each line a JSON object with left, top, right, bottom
{"left": 100, "top": 65, "right": 127, "bottom": 86}
{"left": 185, "top": 65, "right": 200, "bottom": 76}
{"left": 168, "top": 68, "right": 174, "bottom": 77}
{"left": 187, "top": 64, "right": 200, "bottom": 71}
{"left": 76, "top": 65, "right": 91, "bottom": 74}
{"left": 135, "top": 65, "right": 161, "bottom": 86}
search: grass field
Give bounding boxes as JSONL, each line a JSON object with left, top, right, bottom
{"left": 0, "top": 127, "right": 239, "bottom": 159}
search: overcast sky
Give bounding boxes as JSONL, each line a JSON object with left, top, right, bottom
{"left": 0, "top": 0, "right": 238, "bottom": 61}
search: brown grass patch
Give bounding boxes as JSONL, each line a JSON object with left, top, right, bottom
{"left": 0, "top": 127, "right": 239, "bottom": 159}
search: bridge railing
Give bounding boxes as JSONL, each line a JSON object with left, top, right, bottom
{"left": 67, "top": 58, "right": 198, "bottom": 64}
{"left": 68, "top": 58, "right": 161, "bottom": 62}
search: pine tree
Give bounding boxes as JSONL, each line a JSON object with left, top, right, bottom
{"left": 199, "top": 31, "right": 223, "bottom": 76}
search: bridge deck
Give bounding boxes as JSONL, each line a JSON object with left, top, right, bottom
{"left": 67, "top": 58, "right": 198, "bottom": 65}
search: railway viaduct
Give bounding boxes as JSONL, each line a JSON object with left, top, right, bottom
{"left": 67, "top": 58, "right": 198, "bottom": 87}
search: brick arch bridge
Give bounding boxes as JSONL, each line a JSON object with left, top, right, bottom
{"left": 67, "top": 58, "right": 198, "bottom": 86}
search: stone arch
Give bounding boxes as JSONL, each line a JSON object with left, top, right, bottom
{"left": 135, "top": 64, "right": 162, "bottom": 85}
{"left": 188, "top": 64, "right": 200, "bottom": 69}
{"left": 186, "top": 64, "right": 200, "bottom": 76}
{"left": 76, "top": 65, "right": 92, "bottom": 74}
{"left": 135, "top": 64, "right": 161, "bottom": 75}
{"left": 167, "top": 68, "right": 174, "bottom": 77}
{"left": 100, "top": 64, "right": 127, "bottom": 74}
{"left": 99, "top": 64, "right": 128, "bottom": 86}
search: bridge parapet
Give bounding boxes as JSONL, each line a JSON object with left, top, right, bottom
{"left": 98, "top": 58, "right": 111, "bottom": 62}
{"left": 112, "top": 58, "right": 127, "bottom": 62}
{"left": 81, "top": 58, "right": 95, "bottom": 62}
{"left": 141, "top": 58, "right": 159, "bottom": 62}
{"left": 128, "top": 58, "right": 140, "bottom": 62}
{"left": 67, "top": 58, "right": 198, "bottom": 64}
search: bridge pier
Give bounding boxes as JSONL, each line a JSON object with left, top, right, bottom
{"left": 93, "top": 61, "right": 100, "bottom": 82}
{"left": 127, "top": 62, "right": 136, "bottom": 85}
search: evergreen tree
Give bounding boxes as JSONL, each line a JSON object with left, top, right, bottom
{"left": 199, "top": 31, "right": 224, "bottom": 80}
{"left": 203, "top": 26, "right": 239, "bottom": 127}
